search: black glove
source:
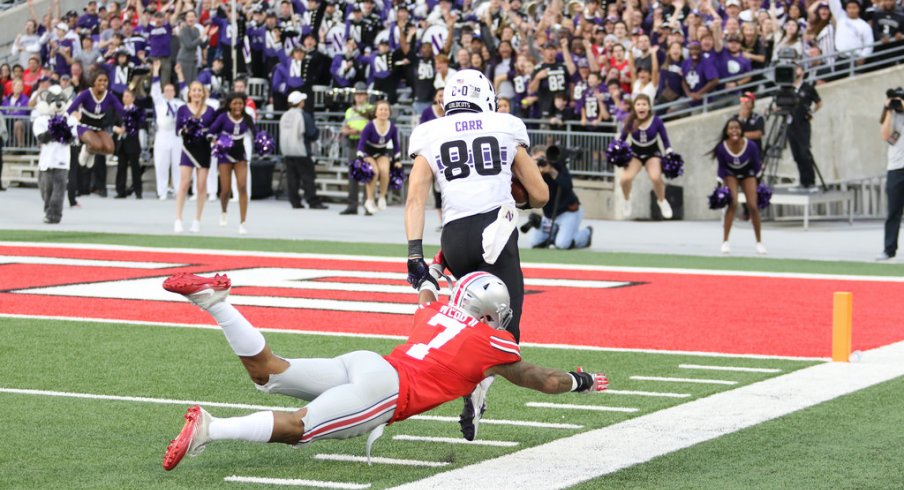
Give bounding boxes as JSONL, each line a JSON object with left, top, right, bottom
{"left": 407, "top": 257, "right": 439, "bottom": 291}
{"left": 569, "top": 368, "right": 608, "bottom": 393}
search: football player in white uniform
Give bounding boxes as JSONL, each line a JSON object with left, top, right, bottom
{"left": 404, "top": 69, "right": 548, "bottom": 441}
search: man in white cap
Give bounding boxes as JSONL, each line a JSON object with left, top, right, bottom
{"left": 279, "top": 91, "right": 327, "bottom": 209}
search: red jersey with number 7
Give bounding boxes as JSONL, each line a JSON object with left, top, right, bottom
{"left": 384, "top": 302, "right": 521, "bottom": 423}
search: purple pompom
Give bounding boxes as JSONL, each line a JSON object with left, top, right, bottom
{"left": 123, "top": 107, "right": 143, "bottom": 136}
{"left": 46, "top": 115, "right": 73, "bottom": 144}
{"left": 180, "top": 115, "right": 204, "bottom": 142}
{"left": 254, "top": 130, "right": 275, "bottom": 155}
{"left": 349, "top": 158, "right": 375, "bottom": 183}
{"left": 707, "top": 184, "right": 731, "bottom": 210}
{"left": 389, "top": 166, "right": 406, "bottom": 191}
{"left": 756, "top": 182, "right": 773, "bottom": 209}
{"left": 606, "top": 139, "right": 634, "bottom": 168}
{"left": 212, "top": 134, "right": 234, "bottom": 160}
{"left": 661, "top": 152, "right": 684, "bottom": 179}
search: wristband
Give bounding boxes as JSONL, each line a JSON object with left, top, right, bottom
{"left": 408, "top": 239, "right": 423, "bottom": 259}
{"left": 568, "top": 371, "right": 593, "bottom": 392}
{"left": 569, "top": 373, "right": 579, "bottom": 391}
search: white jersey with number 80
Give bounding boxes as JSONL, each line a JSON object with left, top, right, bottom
{"left": 408, "top": 111, "right": 530, "bottom": 225}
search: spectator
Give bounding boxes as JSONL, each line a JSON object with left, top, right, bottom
{"left": 358, "top": 100, "right": 401, "bottom": 215}
{"left": 75, "top": 36, "right": 102, "bottom": 69}
{"left": 529, "top": 43, "right": 574, "bottom": 118}
{"left": 681, "top": 41, "right": 720, "bottom": 107}
{"left": 717, "top": 34, "right": 753, "bottom": 93}
{"left": 3, "top": 80, "right": 30, "bottom": 148}
{"left": 579, "top": 72, "right": 610, "bottom": 129}
{"left": 410, "top": 41, "right": 438, "bottom": 117}
{"left": 806, "top": 3, "right": 837, "bottom": 75}
{"left": 740, "top": 22, "right": 769, "bottom": 72}
{"left": 548, "top": 92, "right": 577, "bottom": 130}
{"left": 528, "top": 147, "right": 594, "bottom": 250}
{"left": 869, "top": 0, "right": 904, "bottom": 70}
{"left": 877, "top": 89, "right": 904, "bottom": 261}
{"left": 12, "top": 20, "right": 43, "bottom": 68}
{"left": 829, "top": 0, "right": 874, "bottom": 70}
{"left": 143, "top": 5, "right": 180, "bottom": 85}
{"left": 736, "top": 92, "right": 765, "bottom": 150}
{"left": 770, "top": 4, "right": 807, "bottom": 62}
{"left": 497, "top": 97, "right": 512, "bottom": 113}
{"left": 338, "top": 83, "right": 372, "bottom": 216}
{"left": 710, "top": 118, "right": 767, "bottom": 255}
{"left": 113, "top": 90, "right": 144, "bottom": 199}
{"left": 657, "top": 41, "right": 685, "bottom": 107}
{"left": 619, "top": 94, "right": 674, "bottom": 219}
{"left": 279, "top": 91, "right": 326, "bottom": 210}
{"left": 177, "top": 10, "right": 208, "bottom": 84}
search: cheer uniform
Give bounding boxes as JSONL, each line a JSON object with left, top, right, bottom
{"left": 715, "top": 139, "right": 761, "bottom": 179}
{"left": 208, "top": 112, "right": 254, "bottom": 164}
{"left": 620, "top": 116, "right": 672, "bottom": 164}
{"left": 176, "top": 105, "right": 216, "bottom": 168}
{"left": 68, "top": 88, "right": 124, "bottom": 137}
{"left": 357, "top": 121, "right": 401, "bottom": 161}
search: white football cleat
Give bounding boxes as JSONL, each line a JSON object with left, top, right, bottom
{"left": 163, "top": 273, "right": 231, "bottom": 310}
{"left": 657, "top": 199, "right": 673, "bottom": 219}
{"left": 162, "top": 405, "right": 212, "bottom": 471}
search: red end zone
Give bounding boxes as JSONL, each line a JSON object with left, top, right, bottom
{"left": 1, "top": 244, "right": 902, "bottom": 358}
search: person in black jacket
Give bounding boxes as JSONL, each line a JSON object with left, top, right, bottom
{"left": 114, "top": 89, "right": 143, "bottom": 199}
{"left": 527, "top": 147, "right": 593, "bottom": 249}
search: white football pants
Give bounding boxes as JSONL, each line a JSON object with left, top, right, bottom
{"left": 154, "top": 131, "right": 181, "bottom": 198}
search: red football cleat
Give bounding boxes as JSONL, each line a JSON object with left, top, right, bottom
{"left": 163, "top": 405, "right": 211, "bottom": 471}
{"left": 163, "top": 273, "right": 231, "bottom": 310}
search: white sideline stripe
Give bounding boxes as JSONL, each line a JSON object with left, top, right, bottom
{"left": 388, "top": 341, "right": 904, "bottom": 490}
{"left": 604, "top": 389, "right": 691, "bottom": 398}
{"left": 679, "top": 364, "right": 782, "bottom": 373}
{"left": 224, "top": 475, "right": 370, "bottom": 489}
{"left": 393, "top": 435, "right": 518, "bottom": 447}
{"left": 631, "top": 376, "right": 738, "bottom": 385}
{"left": 0, "top": 314, "right": 829, "bottom": 361}
{"left": 411, "top": 415, "right": 582, "bottom": 430}
{"left": 5, "top": 241, "right": 904, "bottom": 284}
{"left": 0, "top": 255, "right": 184, "bottom": 269}
{"left": 0, "top": 388, "right": 301, "bottom": 412}
{"left": 525, "top": 402, "right": 638, "bottom": 413}
{"left": 313, "top": 454, "right": 450, "bottom": 468}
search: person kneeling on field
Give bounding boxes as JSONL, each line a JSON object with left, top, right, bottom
{"left": 525, "top": 146, "right": 594, "bottom": 249}
{"left": 160, "top": 271, "right": 608, "bottom": 471}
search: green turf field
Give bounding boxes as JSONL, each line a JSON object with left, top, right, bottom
{"left": 1, "top": 230, "right": 902, "bottom": 489}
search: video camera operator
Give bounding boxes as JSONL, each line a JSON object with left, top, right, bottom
{"left": 522, "top": 146, "right": 593, "bottom": 250}
{"left": 877, "top": 87, "right": 904, "bottom": 261}
{"left": 787, "top": 65, "right": 822, "bottom": 191}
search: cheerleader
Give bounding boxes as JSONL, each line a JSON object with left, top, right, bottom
{"left": 151, "top": 59, "right": 185, "bottom": 200}
{"left": 357, "top": 100, "right": 401, "bottom": 216}
{"left": 209, "top": 92, "right": 256, "bottom": 235}
{"left": 618, "top": 94, "right": 673, "bottom": 219}
{"left": 709, "top": 118, "right": 767, "bottom": 255}
{"left": 67, "top": 65, "right": 124, "bottom": 168}
{"left": 174, "top": 81, "right": 216, "bottom": 234}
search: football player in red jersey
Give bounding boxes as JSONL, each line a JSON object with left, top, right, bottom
{"left": 160, "top": 271, "right": 607, "bottom": 471}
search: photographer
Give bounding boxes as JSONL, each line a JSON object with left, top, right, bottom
{"left": 525, "top": 147, "right": 593, "bottom": 250}
{"left": 788, "top": 65, "right": 822, "bottom": 191}
{"left": 877, "top": 87, "right": 904, "bottom": 261}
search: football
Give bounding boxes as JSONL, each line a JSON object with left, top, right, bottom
{"left": 511, "top": 179, "right": 529, "bottom": 207}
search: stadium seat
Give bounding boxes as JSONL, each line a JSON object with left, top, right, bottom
{"left": 246, "top": 78, "right": 269, "bottom": 105}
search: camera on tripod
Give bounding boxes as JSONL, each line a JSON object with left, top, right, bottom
{"left": 888, "top": 87, "right": 904, "bottom": 113}
{"left": 770, "top": 48, "right": 800, "bottom": 114}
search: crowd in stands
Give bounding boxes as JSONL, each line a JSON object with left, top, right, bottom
{"left": 0, "top": 0, "right": 901, "bottom": 131}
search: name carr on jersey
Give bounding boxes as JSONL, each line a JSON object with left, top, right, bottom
{"left": 454, "top": 120, "right": 484, "bottom": 132}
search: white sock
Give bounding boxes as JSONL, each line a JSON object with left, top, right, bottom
{"left": 208, "top": 411, "right": 274, "bottom": 443}
{"left": 207, "top": 302, "right": 267, "bottom": 357}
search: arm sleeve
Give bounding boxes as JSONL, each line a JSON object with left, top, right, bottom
{"left": 657, "top": 117, "right": 672, "bottom": 150}
{"left": 67, "top": 91, "right": 82, "bottom": 114}
{"left": 357, "top": 123, "right": 371, "bottom": 154}
{"left": 392, "top": 124, "right": 401, "bottom": 160}
{"left": 408, "top": 124, "right": 425, "bottom": 158}
{"left": 151, "top": 76, "right": 164, "bottom": 105}
{"left": 512, "top": 116, "right": 530, "bottom": 147}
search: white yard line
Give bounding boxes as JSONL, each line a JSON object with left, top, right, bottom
{"left": 411, "top": 415, "right": 582, "bottom": 430}
{"left": 223, "top": 476, "right": 369, "bottom": 489}
{"left": 4, "top": 241, "right": 903, "bottom": 283}
{"left": 0, "top": 388, "right": 301, "bottom": 412}
{"left": 313, "top": 454, "right": 450, "bottom": 468}
{"left": 525, "top": 402, "right": 638, "bottom": 413}
{"left": 388, "top": 341, "right": 904, "bottom": 490}
{"left": 0, "top": 314, "right": 829, "bottom": 361}
{"left": 0, "top": 256, "right": 185, "bottom": 269}
{"left": 631, "top": 376, "right": 738, "bottom": 385}
{"left": 679, "top": 364, "right": 782, "bottom": 373}
{"left": 604, "top": 389, "right": 691, "bottom": 398}
{"left": 392, "top": 435, "right": 518, "bottom": 447}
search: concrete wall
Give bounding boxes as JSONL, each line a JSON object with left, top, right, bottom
{"left": 587, "top": 64, "right": 904, "bottom": 221}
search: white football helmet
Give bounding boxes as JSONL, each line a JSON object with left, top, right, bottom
{"left": 443, "top": 69, "right": 497, "bottom": 114}
{"left": 450, "top": 272, "right": 513, "bottom": 330}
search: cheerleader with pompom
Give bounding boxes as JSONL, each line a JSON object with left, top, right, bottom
{"left": 618, "top": 94, "right": 675, "bottom": 219}
{"left": 174, "top": 81, "right": 217, "bottom": 233}
{"left": 709, "top": 117, "right": 767, "bottom": 255}
{"left": 208, "top": 92, "right": 257, "bottom": 235}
